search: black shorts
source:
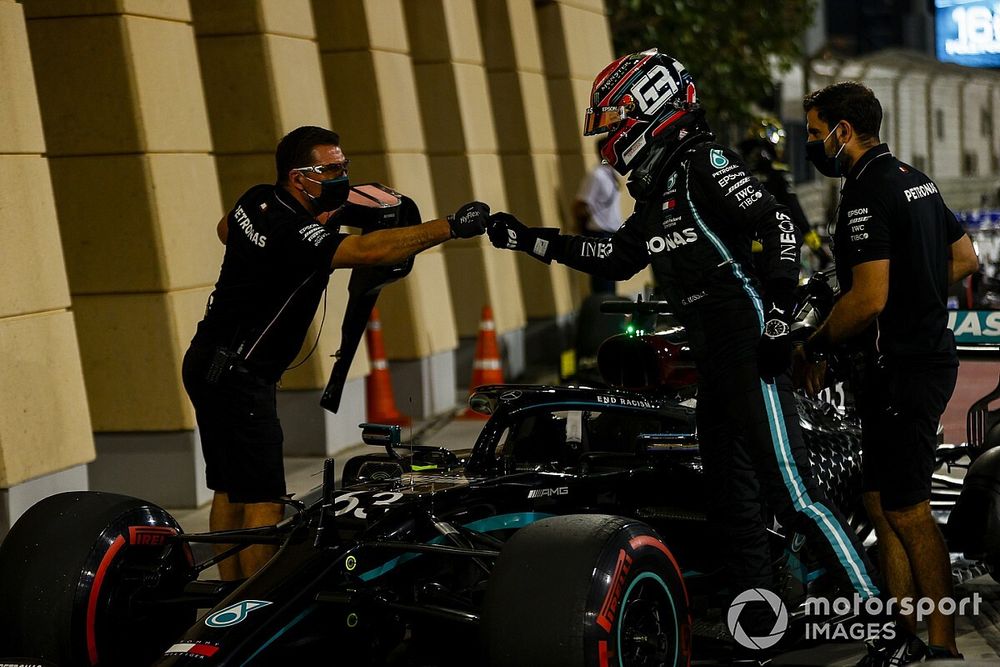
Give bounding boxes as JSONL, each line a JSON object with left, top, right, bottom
{"left": 860, "top": 363, "right": 958, "bottom": 511}
{"left": 182, "top": 345, "right": 286, "bottom": 504}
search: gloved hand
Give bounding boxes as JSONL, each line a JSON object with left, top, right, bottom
{"left": 487, "top": 212, "right": 560, "bottom": 263}
{"left": 757, "top": 286, "right": 796, "bottom": 382}
{"left": 447, "top": 201, "right": 489, "bottom": 238}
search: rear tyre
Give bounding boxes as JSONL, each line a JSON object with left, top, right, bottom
{"left": 0, "top": 491, "right": 196, "bottom": 666}
{"left": 483, "top": 514, "right": 691, "bottom": 667}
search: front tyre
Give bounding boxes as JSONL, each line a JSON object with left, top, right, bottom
{"left": 483, "top": 514, "right": 691, "bottom": 667}
{"left": 0, "top": 492, "right": 195, "bottom": 666}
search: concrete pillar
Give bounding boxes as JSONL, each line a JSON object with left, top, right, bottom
{"left": 22, "top": 0, "right": 222, "bottom": 508}
{"left": 311, "top": 0, "right": 459, "bottom": 417}
{"left": 0, "top": 0, "right": 93, "bottom": 537}
{"left": 402, "top": 0, "right": 528, "bottom": 380}
{"left": 475, "top": 0, "right": 573, "bottom": 321}
{"left": 535, "top": 0, "right": 652, "bottom": 304}
{"left": 190, "top": 0, "right": 368, "bottom": 456}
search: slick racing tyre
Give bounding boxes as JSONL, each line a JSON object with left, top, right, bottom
{"left": 0, "top": 492, "right": 196, "bottom": 666}
{"left": 483, "top": 514, "right": 691, "bottom": 667}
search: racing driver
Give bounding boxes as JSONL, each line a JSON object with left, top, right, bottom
{"left": 486, "top": 49, "right": 880, "bottom": 661}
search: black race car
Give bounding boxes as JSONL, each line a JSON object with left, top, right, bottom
{"left": 2, "top": 194, "right": 999, "bottom": 666}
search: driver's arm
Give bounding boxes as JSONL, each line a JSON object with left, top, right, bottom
{"left": 551, "top": 215, "right": 650, "bottom": 280}
{"left": 487, "top": 211, "right": 650, "bottom": 281}
{"left": 689, "top": 145, "right": 801, "bottom": 301}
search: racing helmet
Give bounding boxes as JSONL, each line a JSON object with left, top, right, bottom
{"left": 584, "top": 49, "right": 703, "bottom": 177}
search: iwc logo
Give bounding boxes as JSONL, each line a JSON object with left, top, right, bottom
{"left": 727, "top": 588, "right": 788, "bottom": 651}
{"left": 710, "top": 149, "right": 729, "bottom": 169}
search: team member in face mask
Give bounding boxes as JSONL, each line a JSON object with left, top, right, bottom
{"left": 183, "top": 126, "right": 489, "bottom": 580}
{"left": 797, "top": 83, "right": 979, "bottom": 665}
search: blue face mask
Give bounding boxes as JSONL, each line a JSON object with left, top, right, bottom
{"left": 305, "top": 174, "right": 350, "bottom": 212}
{"left": 805, "top": 124, "right": 846, "bottom": 178}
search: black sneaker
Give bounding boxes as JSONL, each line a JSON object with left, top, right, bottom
{"left": 855, "top": 626, "right": 927, "bottom": 666}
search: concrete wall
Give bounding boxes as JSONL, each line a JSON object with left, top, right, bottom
{"left": 476, "top": 0, "right": 574, "bottom": 320}
{"left": 0, "top": 0, "right": 94, "bottom": 534}
{"left": 23, "top": 0, "right": 223, "bottom": 434}
{"left": 402, "top": 0, "right": 527, "bottom": 340}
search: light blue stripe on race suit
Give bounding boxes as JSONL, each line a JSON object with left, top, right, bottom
{"left": 683, "top": 166, "right": 878, "bottom": 598}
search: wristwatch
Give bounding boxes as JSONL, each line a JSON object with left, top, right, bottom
{"left": 763, "top": 318, "right": 790, "bottom": 339}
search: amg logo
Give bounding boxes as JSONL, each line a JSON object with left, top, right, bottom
{"left": 903, "top": 182, "right": 938, "bottom": 202}
{"left": 528, "top": 487, "right": 569, "bottom": 499}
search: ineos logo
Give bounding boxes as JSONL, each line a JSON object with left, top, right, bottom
{"left": 629, "top": 65, "right": 678, "bottom": 115}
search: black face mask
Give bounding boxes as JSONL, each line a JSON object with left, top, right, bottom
{"left": 305, "top": 175, "right": 350, "bottom": 213}
{"left": 805, "top": 124, "right": 846, "bottom": 178}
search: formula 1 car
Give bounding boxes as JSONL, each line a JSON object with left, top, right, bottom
{"left": 2, "top": 261, "right": 999, "bottom": 664}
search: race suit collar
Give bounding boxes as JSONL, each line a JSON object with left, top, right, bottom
{"left": 846, "top": 143, "right": 891, "bottom": 184}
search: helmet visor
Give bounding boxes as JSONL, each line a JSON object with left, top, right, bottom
{"left": 584, "top": 106, "right": 626, "bottom": 136}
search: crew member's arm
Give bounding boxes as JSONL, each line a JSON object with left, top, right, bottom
{"left": 944, "top": 208, "right": 979, "bottom": 284}
{"left": 332, "top": 219, "right": 451, "bottom": 268}
{"left": 217, "top": 215, "right": 228, "bottom": 244}
{"left": 949, "top": 234, "right": 979, "bottom": 284}
{"left": 812, "top": 260, "right": 889, "bottom": 345}
{"left": 487, "top": 211, "right": 650, "bottom": 281}
{"left": 799, "top": 191, "right": 891, "bottom": 394}
{"left": 331, "top": 201, "right": 488, "bottom": 269}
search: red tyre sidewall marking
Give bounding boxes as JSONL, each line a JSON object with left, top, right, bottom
{"left": 86, "top": 534, "right": 126, "bottom": 665}
{"left": 597, "top": 548, "right": 633, "bottom": 633}
{"left": 627, "top": 534, "right": 693, "bottom": 666}
{"left": 599, "top": 639, "right": 610, "bottom": 667}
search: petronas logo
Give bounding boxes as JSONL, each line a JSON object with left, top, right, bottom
{"left": 710, "top": 149, "right": 729, "bottom": 169}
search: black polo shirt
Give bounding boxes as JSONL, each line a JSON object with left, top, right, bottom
{"left": 834, "top": 144, "right": 966, "bottom": 365}
{"left": 192, "top": 184, "right": 347, "bottom": 382}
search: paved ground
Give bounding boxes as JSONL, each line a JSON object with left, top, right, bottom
{"left": 167, "top": 414, "right": 1000, "bottom": 665}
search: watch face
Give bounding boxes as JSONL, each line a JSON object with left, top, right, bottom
{"left": 764, "top": 318, "right": 790, "bottom": 339}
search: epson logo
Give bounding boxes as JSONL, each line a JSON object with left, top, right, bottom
{"left": 528, "top": 487, "right": 569, "bottom": 499}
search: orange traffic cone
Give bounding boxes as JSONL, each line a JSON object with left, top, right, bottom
{"left": 459, "top": 306, "right": 505, "bottom": 420}
{"left": 365, "top": 307, "right": 411, "bottom": 426}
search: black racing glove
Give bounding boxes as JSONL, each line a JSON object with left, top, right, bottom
{"left": 757, "top": 283, "right": 797, "bottom": 382}
{"left": 487, "top": 212, "right": 561, "bottom": 263}
{"left": 447, "top": 201, "right": 489, "bottom": 238}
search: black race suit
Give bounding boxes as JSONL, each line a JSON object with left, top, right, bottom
{"left": 546, "top": 140, "right": 880, "bottom": 598}
{"left": 834, "top": 145, "right": 966, "bottom": 511}
{"left": 183, "top": 185, "right": 347, "bottom": 503}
